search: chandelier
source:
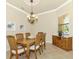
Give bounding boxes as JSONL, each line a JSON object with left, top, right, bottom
{"left": 27, "top": 0, "right": 38, "bottom": 24}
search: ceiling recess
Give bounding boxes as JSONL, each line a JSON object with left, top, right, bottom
{"left": 24, "top": 0, "right": 39, "bottom": 6}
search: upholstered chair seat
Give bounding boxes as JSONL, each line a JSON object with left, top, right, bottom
{"left": 12, "top": 48, "right": 27, "bottom": 54}
{"left": 30, "top": 45, "right": 40, "bottom": 50}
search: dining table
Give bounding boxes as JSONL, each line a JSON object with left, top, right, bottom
{"left": 16, "top": 38, "right": 35, "bottom": 59}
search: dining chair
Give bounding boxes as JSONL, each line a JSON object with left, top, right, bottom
{"left": 16, "top": 33, "right": 24, "bottom": 48}
{"left": 25, "top": 33, "right": 31, "bottom": 39}
{"left": 42, "top": 33, "right": 46, "bottom": 49}
{"left": 37, "top": 32, "right": 46, "bottom": 52}
{"left": 16, "top": 33, "right": 24, "bottom": 41}
{"left": 37, "top": 32, "right": 44, "bottom": 52}
{"left": 7, "top": 35, "right": 27, "bottom": 59}
{"left": 30, "top": 34, "right": 42, "bottom": 59}
{"left": 16, "top": 33, "right": 26, "bottom": 52}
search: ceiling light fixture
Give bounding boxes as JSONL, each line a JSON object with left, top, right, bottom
{"left": 27, "top": 0, "right": 38, "bottom": 24}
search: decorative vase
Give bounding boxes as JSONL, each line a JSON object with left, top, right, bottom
{"left": 58, "top": 31, "right": 62, "bottom": 36}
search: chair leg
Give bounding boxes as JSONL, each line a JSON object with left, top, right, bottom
{"left": 34, "top": 50, "right": 37, "bottom": 59}
{"left": 16, "top": 54, "right": 18, "bottom": 59}
{"left": 41, "top": 45, "right": 43, "bottom": 53}
{"left": 39, "top": 48, "right": 41, "bottom": 55}
{"left": 16, "top": 50, "right": 18, "bottom": 59}
{"left": 24, "top": 47, "right": 26, "bottom": 54}
{"left": 26, "top": 46, "right": 30, "bottom": 59}
{"left": 44, "top": 42, "right": 46, "bottom": 49}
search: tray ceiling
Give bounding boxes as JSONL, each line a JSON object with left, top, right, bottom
{"left": 7, "top": 0, "right": 71, "bottom": 14}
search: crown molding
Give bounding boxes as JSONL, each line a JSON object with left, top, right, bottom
{"left": 36, "top": 0, "right": 72, "bottom": 16}
{"left": 6, "top": 2, "right": 29, "bottom": 15}
{"left": 6, "top": 0, "right": 72, "bottom": 16}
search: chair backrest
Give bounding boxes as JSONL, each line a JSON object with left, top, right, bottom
{"left": 38, "top": 32, "right": 46, "bottom": 42}
{"left": 7, "top": 35, "right": 17, "bottom": 50}
{"left": 38, "top": 32, "right": 43, "bottom": 37}
{"left": 35, "top": 33, "right": 42, "bottom": 45}
{"left": 38, "top": 32, "right": 43, "bottom": 35}
{"left": 16, "top": 33, "right": 24, "bottom": 40}
{"left": 42, "top": 33, "right": 46, "bottom": 41}
{"left": 25, "top": 33, "right": 31, "bottom": 39}
{"left": 37, "top": 32, "right": 44, "bottom": 41}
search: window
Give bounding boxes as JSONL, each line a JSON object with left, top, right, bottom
{"left": 63, "top": 16, "right": 70, "bottom": 35}
{"left": 58, "top": 14, "right": 70, "bottom": 36}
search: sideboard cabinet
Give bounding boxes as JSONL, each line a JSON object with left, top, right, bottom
{"left": 52, "top": 35, "right": 72, "bottom": 51}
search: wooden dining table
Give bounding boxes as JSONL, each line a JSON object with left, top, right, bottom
{"left": 16, "top": 38, "right": 35, "bottom": 59}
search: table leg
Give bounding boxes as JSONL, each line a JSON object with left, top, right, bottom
{"left": 26, "top": 45, "right": 30, "bottom": 59}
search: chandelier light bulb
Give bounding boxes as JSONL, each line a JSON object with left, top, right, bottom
{"left": 29, "top": 17, "right": 30, "bottom": 20}
{"left": 27, "top": 15, "right": 29, "bottom": 18}
{"left": 35, "top": 16, "right": 38, "bottom": 19}
{"left": 32, "top": 15, "right": 35, "bottom": 17}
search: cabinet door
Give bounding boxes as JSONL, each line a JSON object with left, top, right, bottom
{"left": 65, "top": 38, "right": 72, "bottom": 50}
{"left": 61, "top": 39, "right": 66, "bottom": 49}
{"left": 52, "top": 36, "right": 56, "bottom": 45}
{"left": 55, "top": 37, "right": 61, "bottom": 47}
{"left": 53, "top": 36, "right": 58, "bottom": 45}
{"left": 52, "top": 36, "right": 60, "bottom": 46}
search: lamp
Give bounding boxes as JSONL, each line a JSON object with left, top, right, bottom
{"left": 27, "top": 0, "right": 38, "bottom": 24}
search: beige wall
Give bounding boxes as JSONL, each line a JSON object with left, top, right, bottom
{"left": 6, "top": 5, "right": 31, "bottom": 51}
{"left": 32, "top": 12, "right": 58, "bottom": 43}
{"left": 31, "top": 2, "right": 73, "bottom": 43}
